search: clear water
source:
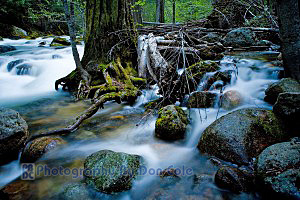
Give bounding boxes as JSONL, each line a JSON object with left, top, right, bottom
{"left": 0, "top": 38, "right": 281, "bottom": 199}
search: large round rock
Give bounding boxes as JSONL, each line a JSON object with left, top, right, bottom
{"left": 21, "top": 136, "right": 66, "bottom": 163}
{"left": 264, "top": 78, "right": 300, "bottom": 104}
{"left": 255, "top": 138, "right": 300, "bottom": 199}
{"left": 198, "top": 108, "right": 287, "bottom": 165}
{"left": 155, "top": 105, "right": 188, "bottom": 140}
{"left": 221, "top": 90, "right": 243, "bottom": 110}
{"left": 84, "top": 150, "right": 143, "bottom": 194}
{"left": 223, "top": 28, "right": 257, "bottom": 47}
{"left": 0, "top": 107, "right": 29, "bottom": 164}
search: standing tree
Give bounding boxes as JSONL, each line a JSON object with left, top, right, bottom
{"left": 156, "top": 0, "right": 165, "bottom": 23}
{"left": 276, "top": 0, "right": 300, "bottom": 81}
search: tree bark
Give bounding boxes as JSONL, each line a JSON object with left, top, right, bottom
{"left": 61, "top": 0, "right": 91, "bottom": 84}
{"left": 276, "top": 0, "right": 300, "bottom": 81}
{"left": 81, "top": 0, "right": 136, "bottom": 66}
{"left": 156, "top": 0, "right": 165, "bottom": 23}
{"left": 172, "top": 0, "right": 176, "bottom": 24}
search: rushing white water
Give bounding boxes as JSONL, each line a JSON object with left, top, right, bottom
{"left": 0, "top": 37, "right": 282, "bottom": 199}
{"left": 0, "top": 37, "right": 80, "bottom": 105}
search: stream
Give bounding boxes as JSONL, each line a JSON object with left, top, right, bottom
{"left": 0, "top": 37, "right": 282, "bottom": 199}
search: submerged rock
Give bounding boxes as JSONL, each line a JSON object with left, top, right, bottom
{"left": 60, "top": 183, "right": 92, "bottom": 200}
{"left": 7, "top": 59, "right": 26, "bottom": 72}
{"left": 198, "top": 108, "right": 287, "bottom": 165}
{"left": 0, "top": 107, "right": 29, "bottom": 165}
{"left": 0, "top": 45, "right": 16, "bottom": 54}
{"left": 215, "top": 165, "right": 254, "bottom": 193}
{"left": 264, "top": 78, "right": 300, "bottom": 104}
{"left": 50, "top": 37, "right": 71, "bottom": 47}
{"left": 223, "top": 28, "right": 257, "bottom": 47}
{"left": 273, "top": 92, "right": 300, "bottom": 135}
{"left": 21, "top": 136, "right": 66, "bottom": 163}
{"left": 188, "top": 91, "right": 218, "bottom": 108}
{"left": 221, "top": 90, "right": 243, "bottom": 110}
{"left": 255, "top": 138, "right": 300, "bottom": 199}
{"left": 155, "top": 105, "right": 188, "bottom": 140}
{"left": 0, "top": 180, "right": 34, "bottom": 200}
{"left": 16, "top": 64, "right": 32, "bottom": 75}
{"left": 84, "top": 150, "right": 143, "bottom": 194}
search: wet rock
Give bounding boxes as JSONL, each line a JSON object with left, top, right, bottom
{"left": 60, "top": 183, "right": 92, "bottom": 200}
{"left": 264, "top": 78, "right": 300, "bottom": 104}
{"left": 0, "top": 107, "right": 29, "bottom": 165}
{"left": 215, "top": 166, "right": 254, "bottom": 193}
{"left": 0, "top": 180, "right": 34, "bottom": 200}
{"left": 255, "top": 138, "right": 300, "bottom": 199}
{"left": 200, "top": 33, "right": 222, "bottom": 43}
{"left": 0, "top": 45, "right": 16, "bottom": 54}
{"left": 155, "top": 105, "right": 188, "bottom": 140}
{"left": 205, "top": 71, "right": 233, "bottom": 90}
{"left": 7, "top": 59, "right": 26, "bottom": 72}
{"left": 0, "top": 36, "right": 3, "bottom": 41}
{"left": 198, "top": 108, "right": 287, "bottom": 165}
{"left": 257, "top": 40, "right": 273, "bottom": 46}
{"left": 21, "top": 136, "right": 66, "bottom": 163}
{"left": 221, "top": 90, "right": 243, "bottom": 110}
{"left": 84, "top": 150, "right": 143, "bottom": 194}
{"left": 38, "top": 41, "right": 46, "bottom": 46}
{"left": 188, "top": 91, "right": 218, "bottom": 108}
{"left": 74, "top": 130, "right": 97, "bottom": 140}
{"left": 16, "top": 64, "right": 32, "bottom": 75}
{"left": 52, "top": 54, "right": 62, "bottom": 59}
{"left": 50, "top": 37, "right": 71, "bottom": 47}
{"left": 273, "top": 92, "right": 300, "bottom": 134}
{"left": 223, "top": 28, "right": 257, "bottom": 47}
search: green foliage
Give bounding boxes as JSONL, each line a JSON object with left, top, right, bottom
{"left": 142, "top": 0, "right": 213, "bottom": 23}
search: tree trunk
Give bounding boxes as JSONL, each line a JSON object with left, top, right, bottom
{"left": 172, "top": 0, "right": 176, "bottom": 24}
{"left": 81, "top": 0, "right": 136, "bottom": 66}
{"left": 132, "top": 0, "right": 143, "bottom": 25}
{"left": 276, "top": 0, "right": 300, "bottom": 81}
{"left": 156, "top": 0, "right": 165, "bottom": 23}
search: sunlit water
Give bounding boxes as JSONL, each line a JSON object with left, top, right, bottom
{"left": 0, "top": 38, "right": 281, "bottom": 199}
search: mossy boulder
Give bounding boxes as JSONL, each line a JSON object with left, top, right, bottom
{"left": 0, "top": 107, "right": 29, "bottom": 165}
{"left": 221, "top": 90, "right": 243, "bottom": 110}
{"left": 0, "top": 45, "right": 16, "bottom": 54}
{"left": 188, "top": 91, "right": 218, "bottom": 108}
{"left": 273, "top": 92, "right": 300, "bottom": 135}
{"left": 84, "top": 150, "right": 143, "bottom": 194}
{"left": 21, "top": 136, "right": 66, "bottom": 163}
{"left": 223, "top": 28, "right": 257, "bottom": 47}
{"left": 50, "top": 37, "right": 71, "bottom": 47}
{"left": 155, "top": 105, "right": 188, "bottom": 140}
{"left": 215, "top": 165, "right": 254, "bottom": 193}
{"left": 198, "top": 108, "right": 287, "bottom": 165}
{"left": 264, "top": 78, "right": 300, "bottom": 104}
{"left": 255, "top": 138, "right": 300, "bottom": 199}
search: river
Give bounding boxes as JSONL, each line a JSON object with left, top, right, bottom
{"left": 0, "top": 37, "right": 282, "bottom": 199}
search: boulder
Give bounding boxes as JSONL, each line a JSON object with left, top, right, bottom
{"left": 60, "top": 183, "right": 92, "bottom": 200}
{"left": 188, "top": 91, "right": 218, "bottom": 108}
{"left": 273, "top": 92, "right": 300, "bottom": 134}
{"left": 7, "top": 59, "right": 26, "bottom": 72}
{"left": 264, "top": 78, "right": 300, "bottom": 104}
{"left": 205, "top": 71, "right": 233, "bottom": 90}
{"left": 50, "top": 37, "right": 71, "bottom": 47}
{"left": 200, "top": 33, "right": 222, "bottom": 43}
{"left": 21, "top": 136, "right": 66, "bottom": 163}
{"left": 84, "top": 150, "right": 143, "bottom": 194}
{"left": 223, "top": 28, "right": 257, "bottom": 47}
{"left": 0, "top": 107, "right": 29, "bottom": 165}
{"left": 255, "top": 138, "right": 300, "bottom": 199}
{"left": 215, "top": 165, "right": 254, "bottom": 193}
{"left": 198, "top": 108, "right": 287, "bottom": 165}
{"left": 39, "top": 41, "right": 46, "bottom": 46}
{"left": 0, "top": 45, "right": 16, "bottom": 54}
{"left": 155, "top": 105, "right": 188, "bottom": 140}
{"left": 16, "top": 64, "right": 32, "bottom": 75}
{"left": 221, "top": 90, "right": 243, "bottom": 110}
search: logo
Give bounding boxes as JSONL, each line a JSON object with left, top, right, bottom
{"left": 21, "top": 163, "right": 35, "bottom": 180}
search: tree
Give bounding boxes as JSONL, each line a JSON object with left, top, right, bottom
{"left": 276, "top": 0, "right": 300, "bottom": 81}
{"left": 156, "top": 0, "right": 165, "bottom": 23}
